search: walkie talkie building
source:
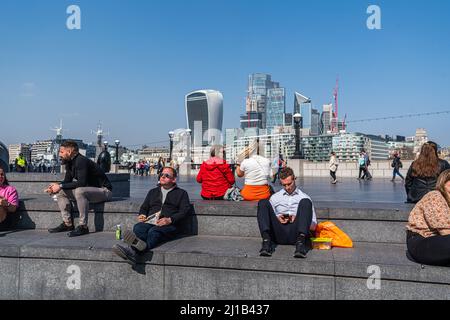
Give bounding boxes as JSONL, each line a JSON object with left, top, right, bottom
{"left": 185, "top": 90, "right": 223, "bottom": 147}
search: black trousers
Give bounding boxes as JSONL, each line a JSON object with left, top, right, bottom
{"left": 0, "top": 213, "right": 19, "bottom": 232}
{"left": 407, "top": 231, "right": 450, "bottom": 266}
{"left": 358, "top": 166, "right": 366, "bottom": 179}
{"left": 201, "top": 195, "right": 224, "bottom": 200}
{"left": 257, "top": 199, "right": 313, "bottom": 245}
{"left": 330, "top": 170, "right": 337, "bottom": 181}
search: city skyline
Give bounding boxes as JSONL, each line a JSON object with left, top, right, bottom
{"left": 1, "top": 0, "right": 450, "bottom": 147}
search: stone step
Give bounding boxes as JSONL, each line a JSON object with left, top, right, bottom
{"left": 16, "top": 197, "right": 414, "bottom": 244}
{"left": 0, "top": 230, "right": 448, "bottom": 300}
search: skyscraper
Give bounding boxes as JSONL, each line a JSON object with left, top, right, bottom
{"left": 186, "top": 90, "right": 223, "bottom": 147}
{"left": 321, "top": 104, "right": 333, "bottom": 134}
{"left": 244, "top": 73, "right": 281, "bottom": 129}
{"left": 311, "top": 108, "right": 321, "bottom": 136}
{"left": 266, "top": 87, "right": 286, "bottom": 132}
{"left": 294, "top": 92, "right": 310, "bottom": 114}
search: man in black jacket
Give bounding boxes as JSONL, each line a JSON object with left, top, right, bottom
{"left": 45, "top": 140, "right": 113, "bottom": 237}
{"left": 112, "top": 166, "right": 191, "bottom": 266}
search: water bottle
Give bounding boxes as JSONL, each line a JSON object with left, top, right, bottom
{"left": 115, "top": 225, "right": 122, "bottom": 240}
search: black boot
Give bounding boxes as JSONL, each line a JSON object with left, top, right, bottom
{"left": 294, "top": 233, "right": 308, "bottom": 258}
{"left": 259, "top": 239, "right": 273, "bottom": 257}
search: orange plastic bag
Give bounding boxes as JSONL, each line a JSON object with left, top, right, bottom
{"left": 315, "top": 221, "right": 353, "bottom": 248}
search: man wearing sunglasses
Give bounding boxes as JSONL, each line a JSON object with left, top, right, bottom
{"left": 113, "top": 166, "right": 191, "bottom": 266}
{"left": 257, "top": 167, "right": 317, "bottom": 258}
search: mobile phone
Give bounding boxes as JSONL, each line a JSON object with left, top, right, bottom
{"left": 282, "top": 214, "right": 290, "bottom": 219}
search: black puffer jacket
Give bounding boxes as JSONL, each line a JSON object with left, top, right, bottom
{"left": 405, "top": 159, "right": 450, "bottom": 203}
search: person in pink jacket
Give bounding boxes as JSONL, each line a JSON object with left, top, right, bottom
{"left": 0, "top": 168, "right": 19, "bottom": 231}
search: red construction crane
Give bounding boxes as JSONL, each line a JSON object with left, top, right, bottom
{"left": 331, "top": 77, "right": 339, "bottom": 132}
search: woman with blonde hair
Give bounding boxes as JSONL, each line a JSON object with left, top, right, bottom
{"left": 236, "top": 141, "right": 272, "bottom": 201}
{"left": 406, "top": 169, "right": 450, "bottom": 266}
{"left": 405, "top": 143, "right": 448, "bottom": 203}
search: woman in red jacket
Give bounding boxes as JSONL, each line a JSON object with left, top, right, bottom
{"left": 196, "top": 145, "right": 235, "bottom": 200}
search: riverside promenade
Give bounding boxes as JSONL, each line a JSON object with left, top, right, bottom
{"left": 1, "top": 174, "right": 450, "bottom": 300}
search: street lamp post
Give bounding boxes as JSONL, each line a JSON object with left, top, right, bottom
{"left": 185, "top": 129, "right": 191, "bottom": 163}
{"left": 114, "top": 140, "right": 120, "bottom": 164}
{"left": 168, "top": 131, "right": 175, "bottom": 162}
{"left": 292, "top": 113, "right": 304, "bottom": 159}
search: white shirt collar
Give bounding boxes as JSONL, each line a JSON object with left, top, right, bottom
{"left": 282, "top": 187, "right": 300, "bottom": 196}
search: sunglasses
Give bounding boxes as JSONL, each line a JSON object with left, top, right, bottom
{"left": 160, "top": 173, "right": 174, "bottom": 179}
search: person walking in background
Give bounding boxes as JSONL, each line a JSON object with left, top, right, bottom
{"left": 391, "top": 152, "right": 405, "bottom": 182}
{"left": 329, "top": 152, "right": 339, "bottom": 184}
{"left": 406, "top": 169, "right": 450, "bottom": 266}
{"left": 271, "top": 153, "right": 286, "bottom": 184}
{"left": 357, "top": 151, "right": 367, "bottom": 180}
{"left": 196, "top": 145, "right": 235, "bottom": 200}
{"left": 364, "top": 150, "right": 372, "bottom": 180}
{"left": 157, "top": 157, "right": 165, "bottom": 176}
{"left": 14, "top": 153, "right": 27, "bottom": 173}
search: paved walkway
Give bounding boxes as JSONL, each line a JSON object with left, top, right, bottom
{"left": 131, "top": 175, "right": 408, "bottom": 203}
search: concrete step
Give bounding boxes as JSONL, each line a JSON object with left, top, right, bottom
{"left": 0, "top": 230, "right": 448, "bottom": 300}
{"left": 16, "top": 197, "right": 414, "bottom": 244}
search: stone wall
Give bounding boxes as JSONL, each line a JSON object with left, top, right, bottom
{"left": 289, "top": 159, "right": 412, "bottom": 179}
{"left": 7, "top": 173, "right": 130, "bottom": 198}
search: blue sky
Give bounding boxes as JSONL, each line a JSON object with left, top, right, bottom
{"left": 1, "top": 0, "right": 449, "bottom": 148}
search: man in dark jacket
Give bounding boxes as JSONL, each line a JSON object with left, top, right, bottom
{"left": 112, "top": 166, "right": 191, "bottom": 266}
{"left": 45, "top": 140, "right": 113, "bottom": 237}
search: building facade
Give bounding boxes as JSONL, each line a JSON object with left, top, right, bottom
{"left": 301, "top": 135, "right": 334, "bottom": 162}
{"left": 266, "top": 87, "right": 286, "bottom": 133}
{"left": 8, "top": 144, "right": 31, "bottom": 165}
{"left": 186, "top": 90, "right": 223, "bottom": 147}
{"left": 413, "top": 128, "right": 428, "bottom": 155}
{"left": 332, "top": 133, "right": 389, "bottom": 162}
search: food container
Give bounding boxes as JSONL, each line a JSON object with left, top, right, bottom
{"left": 310, "top": 238, "right": 333, "bottom": 250}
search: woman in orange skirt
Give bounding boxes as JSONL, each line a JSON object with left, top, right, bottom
{"left": 236, "top": 153, "right": 272, "bottom": 201}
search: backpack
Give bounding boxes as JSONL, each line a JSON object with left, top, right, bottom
{"left": 223, "top": 186, "right": 244, "bottom": 201}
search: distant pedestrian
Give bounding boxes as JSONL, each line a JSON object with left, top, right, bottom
{"left": 14, "top": 153, "right": 27, "bottom": 173}
{"left": 391, "top": 153, "right": 404, "bottom": 182}
{"left": 357, "top": 151, "right": 367, "bottom": 180}
{"left": 329, "top": 152, "right": 338, "bottom": 184}
{"left": 364, "top": 151, "right": 372, "bottom": 180}
{"left": 271, "top": 154, "right": 286, "bottom": 184}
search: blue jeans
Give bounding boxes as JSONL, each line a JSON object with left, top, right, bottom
{"left": 392, "top": 168, "right": 404, "bottom": 179}
{"left": 133, "top": 222, "right": 178, "bottom": 251}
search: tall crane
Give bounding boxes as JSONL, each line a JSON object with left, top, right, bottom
{"left": 331, "top": 77, "right": 339, "bottom": 133}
